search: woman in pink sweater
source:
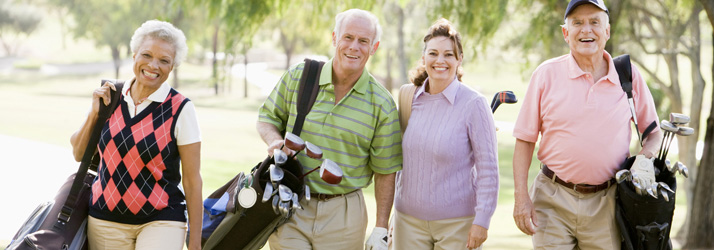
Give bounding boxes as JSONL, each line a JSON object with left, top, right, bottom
{"left": 392, "top": 18, "right": 499, "bottom": 250}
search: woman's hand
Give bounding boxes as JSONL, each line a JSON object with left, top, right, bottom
{"left": 466, "top": 224, "right": 487, "bottom": 249}
{"left": 91, "top": 81, "right": 116, "bottom": 116}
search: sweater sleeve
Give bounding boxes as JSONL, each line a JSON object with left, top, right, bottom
{"left": 468, "top": 95, "right": 500, "bottom": 228}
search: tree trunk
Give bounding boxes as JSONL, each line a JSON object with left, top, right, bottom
{"left": 605, "top": 0, "right": 625, "bottom": 53}
{"left": 212, "top": 22, "right": 219, "bottom": 95}
{"left": 676, "top": 6, "right": 706, "bottom": 242}
{"left": 385, "top": 49, "right": 393, "bottom": 91}
{"left": 280, "top": 29, "right": 296, "bottom": 71}
{"left": 396, "top": 5, "right": 408, "bottom": 85}
{"left": 663, "top": 54, "right": 683, "bottom": 114}
{"left": 685, "top": 1, "right": 714, "bottom": 247}
{"left": 684, "top": 31, "right": 714, "bottom": 249}
{"left": 111, "top": 45, "right": 121, "bottom": 79}
{"left": 171, "top": 8, "right": 184, "bottom": 89}
{"left": 243, "top": 45, "right": 249, "bottom": 99}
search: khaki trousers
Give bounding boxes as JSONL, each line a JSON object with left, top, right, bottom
{"left": 268, "top": 189, "right": 367, "bottom": 250}
{"left": 392, "top": 211, "right": 481, "bottom": 250}
{"left": 87, "top": 216, "right": 186, "bottom": 250}
{"left": 531, "top": 172, "right": 620, "bottom": 250}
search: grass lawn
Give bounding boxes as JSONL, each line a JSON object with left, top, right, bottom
{"left": 0, "top": 61, "right": 688, "bottom": 249}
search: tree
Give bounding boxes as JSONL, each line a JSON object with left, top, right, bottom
{"left": 0, "top": 2, "right": 42, "bottom": 56}
{"left": 620, "top": 1, "right": 706, "bottom": 240}
{"left": 49, "top": 0, "right": 169, "bottom": 79}
{"left": 686, "top": 1, "right": 714, "bottom": 247}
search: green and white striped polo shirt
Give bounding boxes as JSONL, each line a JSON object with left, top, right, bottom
{"left": 258, "top": 59, "right": 403, "bottom": 194}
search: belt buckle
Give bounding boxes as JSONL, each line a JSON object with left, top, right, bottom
{"left": 572, "top": 183, "right": 579, "bottom": 193}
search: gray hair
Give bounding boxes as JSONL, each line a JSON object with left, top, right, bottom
{"left": 334, "top": 9, "right": 382, "bottom": 46}
{"left": 130, "top": 20, "right": 188, "bottom": 68}
{"left": 561, "top": 14, "right": 610, "bottom": 28}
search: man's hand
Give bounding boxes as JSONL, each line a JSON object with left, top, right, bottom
{"left": 466, "top": 224, "right": 487, "bottom": 249}
{"left": 513, "top": 192, "right": 538, "bottom": 235}
{"left": 365, "top": 227, "right": 388, "bottom": 250}
{"left": 630, "top": 154, "right": 655, "bottom": 195}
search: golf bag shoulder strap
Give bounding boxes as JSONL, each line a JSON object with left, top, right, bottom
{"left": 57, "top": 79, "right": 124, "bottom": 229}
{"left": 614, "top": 54, "right": 633, "bottom": 99}
{"left": 398, "top": 84, "right": 417, "bottom": 133}
{"left": 613, "top": 55, "right": 658, "bottom": 144}
{"left": 293, "top": 58, "right": 325, "bottom": 136}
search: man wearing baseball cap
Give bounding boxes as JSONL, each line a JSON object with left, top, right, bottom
{"left": 511, "top": 0, "right": 663, "bottom": 249}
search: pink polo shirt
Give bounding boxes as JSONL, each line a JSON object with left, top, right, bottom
{"left": 513, "top": 52, "right": 660, "bottom": 185}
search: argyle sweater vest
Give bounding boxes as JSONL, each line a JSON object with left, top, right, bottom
{"left": 89, "top": 88, "right": 189, "bottom": 224}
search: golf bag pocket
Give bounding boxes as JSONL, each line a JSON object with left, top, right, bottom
{"left": 7, "top": 173, "right": 93, "bottom": 250}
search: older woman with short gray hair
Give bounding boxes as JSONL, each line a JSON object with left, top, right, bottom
{"left": 70, "top": 20, "right": 202, "bottom": 250}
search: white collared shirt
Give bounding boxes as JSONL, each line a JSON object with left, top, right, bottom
{"left": 122, "top": 78, "right": 201, "bottom": 145}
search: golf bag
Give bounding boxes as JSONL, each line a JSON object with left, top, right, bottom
{"left": 617, "top": 158, "right": 676, "bottom": 250}
{"left": 200, "top": 155, "right": 306, "bottom": 250}
{"left": 197, "top": 58, "right": 324, "bottom": 250}
{"left": 613, "top": 55, "right": 675, "bottom": 250}
{"left": 7, "top": 80, "right": 123, "bottom": 250}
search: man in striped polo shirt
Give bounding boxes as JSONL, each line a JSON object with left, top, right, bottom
{"left": 257, "top": 9, "right": 402, "bottom": 250}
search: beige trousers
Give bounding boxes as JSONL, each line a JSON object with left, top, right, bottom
{"left": 392, "top": 211, "right": 481, "bottom": 250}
{"left": 531, "top": 172, "right": 620, "bottom": 250}
{"left": 268, "top": 189, "right": 367, "bottom": 250}
{"left": 87, "top": 216, "right": 186, "bottom": 250}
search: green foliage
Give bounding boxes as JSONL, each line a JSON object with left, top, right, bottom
{"left": 425, "top": 0, "right": 508, "bottom": 55}
{"left": 58, "top": 0, "right": 166, "bottom": 49}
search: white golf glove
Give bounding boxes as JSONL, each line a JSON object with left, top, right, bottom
{"left": 631, "top": 155, "right": 656, "bottom": 195}
{"left": 365, "top": 227, "right": 388, "bottom": 250}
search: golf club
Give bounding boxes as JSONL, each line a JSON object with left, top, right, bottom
{"left": 616, "top": 169, "right": 631, "bottom": 183}
{"left": 282, "top": 132, "right": 306, "bottom": 152}
{"left": 278, "top": 184, "right": 293, "bottom": 202}
{"left": 490, "top": 91, "right": 518, "bottom": 113}
{"left": 660, "top": 188, "right": 669, "bottom": 202}
{"left": 299, "top": 159, "right": 344, "bottom": 184}
{"left": 662, "top": 126, "right": 693, "bottom": 160}
{"left": 674, "top": 162, "right": 689, "bottom": 178}
{"left": 262, "top": 183, "right": 274, "bottom": 203}
{"left": 658, "top": 120, "right": 679, "bottom": 160}
{"left": 287, "top": 140, "right": 323, "bottom": 161}
{"left": 669, "top": 113, "right": 690, "bottom": 125}
{"left": 269, "top": 164, "right": 284, "bottom": 184}
{"left": 647, "top": 183, "right": 658, "bottom": 199}
{"left": 658, "top": 182, "right": 674, "bottom": 194}
{"left": 292, "top": 193, "right": 300, "bottom": 210}
{"left": 272, "top": 195, "right": 280, "bottom": 214}
{"left": 273, "top": 148, "right": 288, "bottom": 167}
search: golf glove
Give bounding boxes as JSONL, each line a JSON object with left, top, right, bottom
{"left": 365, "top": 227, "right": 388, "bottom": 250}
{"left": 631, "top": 155, "right": 655, "bottom": 195}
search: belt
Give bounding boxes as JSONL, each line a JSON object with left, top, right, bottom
{"left": 310, "top": 189, "right": 358, "bottom": 201}
{"left": 541, "top": 165, "right": 614, "bottom": 194}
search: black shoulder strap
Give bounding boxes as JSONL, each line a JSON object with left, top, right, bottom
{"left": 56, "top": 79, "right": 124, "bottom": 229}
{"left": 292, "top": 58, "right": 324, "bottom": 136}
{"left": 614, "top": 54, "right": 633, "bottom": 98}
{"left": 613, "top": 55, "right": 658, "bottom": 144}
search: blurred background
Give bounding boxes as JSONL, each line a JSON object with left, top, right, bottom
{"left": 1, "top": 0, "right": 713, "bottom": 249}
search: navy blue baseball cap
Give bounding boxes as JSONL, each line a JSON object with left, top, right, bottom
{"left": 564, "top": 0, "right": 609, "bottom": 21}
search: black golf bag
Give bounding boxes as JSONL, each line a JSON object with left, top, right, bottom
{"left": 617, "top": 157, "right": 677, "bottom": 250}
{"left": 198, "top": 155, "right": 306, "bottom": 250}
